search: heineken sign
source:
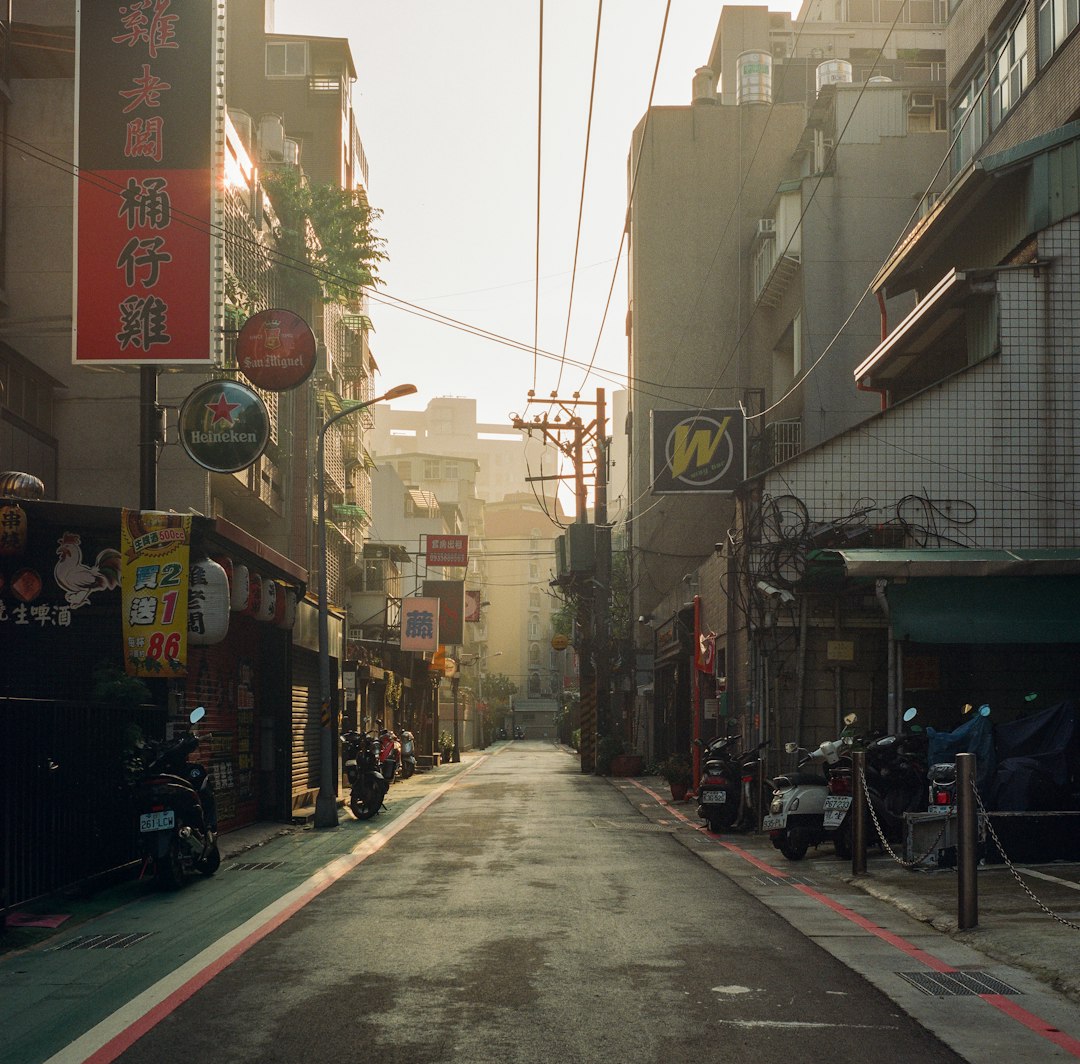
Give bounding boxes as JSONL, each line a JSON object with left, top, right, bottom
{"left": 179, "top": 379, "right": 270, "bottom": 473}
{"left": 235, "top": 308, "right": 317, "bottom": 391}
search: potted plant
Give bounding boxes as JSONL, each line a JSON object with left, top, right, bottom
{"left": 656, "top": 754, "right": 693, "bottom": 801}
{"left": 438, "top": 730, "right": 455, "bottom": 764}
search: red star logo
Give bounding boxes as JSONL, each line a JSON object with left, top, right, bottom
{"left": 206, "top": 392, "right": 240, "bottom": 425}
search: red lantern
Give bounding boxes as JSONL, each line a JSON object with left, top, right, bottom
{"left": 245, "top": 572, "right": 262, "bottom": 617}
{"left": 277, "top": 587, "right": 298, "bottom": 629}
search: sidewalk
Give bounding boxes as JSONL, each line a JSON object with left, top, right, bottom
{"left": 628, "top": 773, "right": 1080, "bottom": 1006}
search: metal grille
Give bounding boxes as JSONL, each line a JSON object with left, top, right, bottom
{"left": 229, "top": 861, "right": 286, "bottom": 871}
{"left": 590, "top": 819, "right": 675, "bottom": 833}
{"left": 751, "top": 874, "right": 817, "bottom": 887}
{"left": 51, "top": 932, "right": 156, "bottom": 951}
{"left": 897, "top": 970, "right": 1021, "bottom": 996}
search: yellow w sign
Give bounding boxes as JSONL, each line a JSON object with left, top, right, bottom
{"left": 670, "top": 417, "right": 731, "bottom": 478}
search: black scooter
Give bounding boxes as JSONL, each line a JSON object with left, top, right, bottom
{"left": 341, "top": 729, "right": 388, "bottom": 820}
{"left": 133, "top": 706, "right": 220, "bottom": 890}
{"left": 697, "top": 734, "right": 767, "bottom": 833}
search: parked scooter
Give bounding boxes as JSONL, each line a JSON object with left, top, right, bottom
{"left": 763, "top": 736, "right": 845, "bottom": 860}
{"left": 132, "top": 706, "right": 220, "bottom": 890}
{"left": 379, "top": 727, "right": 401, "bottom": 783}
{"left": 341, "top": 728, "right": 388, "bottom": 819}
{"left": 927, "top": 704, "right": 992, "bottom": 811}
{"left": 697, "top": 734, "right": 768, "bottom": 833}
{"left": 826, "top": 708, "right": 926, "bottom": 859}
{"left": 399, "top": 730, "right": 417, "bottom": 779}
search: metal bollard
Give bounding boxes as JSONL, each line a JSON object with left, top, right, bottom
{"left": 852, "top": 748, "right": 866, "bottom": 875}
{"left": 957, "top": 752, "right": 978, "bottom": 929}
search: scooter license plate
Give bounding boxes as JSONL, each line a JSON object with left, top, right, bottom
{"left": 822, "top": 795, "right": 851, "bottom": 829}
{"left": 701, "top": 791, "right": 726, "bottom": 804}
{"left": 761, "top": 813, "right": 786, "bottom": 830}
{"left": 140, "top": 809, "right": 175, "bottom": 832}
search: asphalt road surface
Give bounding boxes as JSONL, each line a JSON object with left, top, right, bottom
{"left": 101, "top": 742, "right": 964, "bottom": 1064}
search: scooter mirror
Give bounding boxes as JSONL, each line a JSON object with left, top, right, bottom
{"left": 903, "top": 707, "right": 918, "bottom": 722}
{"left": 843, "top": 713, "right": 857, "bottom": 726}
{"left": 784, "top": 742, "right": 797, "bottom": 754}
{"left": 979, "top": 704, "right": 991, "bottom": 716}
{"left": 189, "top": 706, "right": 206, "bottom": 725}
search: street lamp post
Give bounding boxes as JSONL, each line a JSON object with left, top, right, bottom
{"left": 314, "top": 382, "right": 418, "bottom": 829}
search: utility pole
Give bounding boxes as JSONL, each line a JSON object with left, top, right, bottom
{"left": 513, "top": 388, "right": 609, "bottom": 773}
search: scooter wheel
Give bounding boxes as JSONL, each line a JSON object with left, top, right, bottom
{"left": 157, "top": 836, "right": 184, "bottom": 891}
{"left": 198, "top": 843, "right": 221, "bottom": 876}
{"left": 350, "top": 783, "right": 383, "bottom": 820}
{"left": 833, "top": 823, "right": 852, "bottom": 860}
{"left": 780, "top": 834, "right": 809, "bottom": 861}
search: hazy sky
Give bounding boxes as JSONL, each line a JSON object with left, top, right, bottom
{"left": 274, "top": 1, "right": 803, "bottom": 430}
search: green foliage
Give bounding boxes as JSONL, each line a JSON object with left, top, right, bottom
{"left": 655, "top": 754, "right": 692, "bottom": 786}
{"left": 596, "top": 734, "right": 625, "bottom": 776}
{"left": 480, "top": 672, "right": 517, "bottom": 710}
{"left": 571, "top": 728, "right": 581, "bottom": 750}
{"left": 90, "top": 661, "right": 152, "bottom": 712}
{"left": 264, "top": 168, "right": 386, "bottom": 303}
{"left": 439, "top": 731, "right": 455, "bottom": 755}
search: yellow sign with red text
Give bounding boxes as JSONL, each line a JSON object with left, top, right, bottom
{"left": 121, "top": 510, "right": 191, "bottom": 677}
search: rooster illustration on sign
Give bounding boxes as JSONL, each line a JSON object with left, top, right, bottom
{"left": 54, "top": 532, "right": 121, "bottom": 608}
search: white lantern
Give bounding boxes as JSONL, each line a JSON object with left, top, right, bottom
{"left": 230, "top": 563, "right": 251, "bottom": 611}
{"left": 255, "top": 574, "right": 277, "bottom": 622}
{"left": 277, "top": 587, "right": 298, "bottom": 629}
{"left": 188, "top": 558, "right": 230, "bottom": 644}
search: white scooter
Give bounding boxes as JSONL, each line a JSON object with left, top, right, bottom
{"left": 762, "top": 735, "right": 846, "bottom": 860}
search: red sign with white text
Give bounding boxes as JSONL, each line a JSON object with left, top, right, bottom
{"left": 74, "top": 1, "right": 215, "bottom": 365}
{"left": 425, "top": 534, "right": 469, "bottom": 567}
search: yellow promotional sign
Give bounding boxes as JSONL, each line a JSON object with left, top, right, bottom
{"left": 121, "top": 510, "right": 192, "bottom": 677}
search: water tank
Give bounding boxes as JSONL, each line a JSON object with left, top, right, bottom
{"left": 736, "top": 50, "right": 773, "bottom": 105}
{"left": 258, "top": 113, "right": 285, "bottom": 162}
{"left": 692, "top": 65, "right": 717, "bottom": 104}
{"left": 815, "top": 59, "right": 852, "bottom": 96}
{"left": 867, "top": 75, "right": 894, "bottom": 83}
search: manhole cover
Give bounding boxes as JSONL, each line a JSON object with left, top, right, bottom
{"left": 897, "top": 971, "right": 1021, "bottom": 996}
{"left": 229, "top": 861, "right": 286, "bottom": 871}
{"left": 51, "top": 931, "right": 155, "bottom": 951}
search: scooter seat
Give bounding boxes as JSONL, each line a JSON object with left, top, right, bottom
{"left": 774, "top": 770, "right": 827, "bottom": 788}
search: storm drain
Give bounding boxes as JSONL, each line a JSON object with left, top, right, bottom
{"left": 51, "top": 932, "right": 155, "bottom": 951}
{"left": 228, "top": 861, "right": 286, "bottom": 871}
{"left": 591, "top": 818, "right": 675, "bottom": 833}
{"left": 897, "top": 971, "right": 1021, "bottom": 997}
{"left": 752, "top": 874, "right": 816, "bottom": 887}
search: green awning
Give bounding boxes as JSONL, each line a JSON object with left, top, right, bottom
{"left": 806, "top": 549, "right": 1080, "bottom": 644}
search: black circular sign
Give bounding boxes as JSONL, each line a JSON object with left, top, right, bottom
{"left": 179, "top": 380, "right": 270, "bottom": 474}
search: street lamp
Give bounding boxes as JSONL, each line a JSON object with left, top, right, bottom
{"left": 314, "top": 381, "right": 418, "bottom": 828}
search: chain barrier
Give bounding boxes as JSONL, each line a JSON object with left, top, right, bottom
{"left": 857, "top": 765, "right": 945, "bottom": 868}
{"left": 970, "top": 776, "right": 1080, "bottom": 932}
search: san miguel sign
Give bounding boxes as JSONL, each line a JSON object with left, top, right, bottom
{"left": 73, "top": 1, "right": 220, "bottom": 365}
{"left": 650, "top": 409, "right": 746, "bottom": 495}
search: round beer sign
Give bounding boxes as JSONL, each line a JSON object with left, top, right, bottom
{"left": 236, "top": 308, "right": 316, "bottom": 391}
{"left": 179, "top": 380, "right": 270, "bottom": 474}
{"left": 551, "top": 633, "right": 570, "bottom": 651}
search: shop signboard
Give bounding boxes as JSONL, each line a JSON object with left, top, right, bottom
{"left": 178, "top": 379, "right": 270, "bottom": 473}
{"left": 650, "top": 409, "right": 745, "bottom": 494}
{"left": 401, "top": 596, "right": 440, "bottom": 652}
{"left": 425, "top": 534, "right": 469, "bottom": 567}
{"left": 236, "top": 309, "right": 317, "bottom": 391}
{"left": 74, "top": 0, "right": 220, "bottom": 365}
{"left": 422, "top": 580, "right": 464, "bottom": 645}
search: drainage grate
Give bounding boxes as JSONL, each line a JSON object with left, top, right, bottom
{"left": 228, "top": 861, "right": 286, "bottom": 871}
{"left": 591, "top": 819, "right": 675, "bottom": 833}
{"left": 897, "top": 971, "right": 1021, "bottom": 997}
{"left": 752, "top": 874, "right": 816, "bottom": 887}
{"left": 52, "top": 931, "right": 155, "bottom": 951}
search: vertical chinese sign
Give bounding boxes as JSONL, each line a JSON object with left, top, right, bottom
{"left": 121, "top": 509, "right": 192, "bottom": 677}
{"left": 400, "top": 596, "right": 440, "bottom": 654}
{"left": 74, "top": 1, "right": 220, "bottom": 365}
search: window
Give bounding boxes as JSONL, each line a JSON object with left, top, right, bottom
{"left": 951, "top": 68, "right": 987, "bottom": 171}
{"left": 1039, "top": 0, "right": 1079, "bottom": 66}
{"left": 423, "top": 459, "right": 440, "bottom": 480}
{"left": 265, "top": 41, "right": 307, "bottom": 78}
{"left": 991, "top": 13, "right": 1029, "bottom": 128}
{"left": 443, "top": 463, "right": 458, "bottom": 481}
{"left": 397, "top": 460, "right": 412, "bottom": 482}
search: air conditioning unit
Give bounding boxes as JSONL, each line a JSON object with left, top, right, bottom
{"left": 757, "top": 218, "right": 776, "bottom": 237}
{"left": 316, "top": 342, "right": 333, "bottom": 379}
{"left": 908, "top": 92, "right": 936, "bottom": 113}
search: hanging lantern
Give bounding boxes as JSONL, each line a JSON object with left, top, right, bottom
{"left": 229, "top": 562, "right": 251, "bottom": 611}
{"left": 255, "top": 575, "right": 277, "bottom": 622}
{"left": 270, "top": 580, "right": 287, "bottom": 625}
{"left": 277, "top": 586, "right": 298, "bottom": 629}
{"left": 188, "top": 558, "right": 230, "bottom": 644}
{"left": 0, "top": 503, "right": 28, "bottom": 557}
{"left": 0, "top": 471, "right": 45, "bottom": 500}
{"left": 245, "top": 572, "right": 262, "bottom": 616}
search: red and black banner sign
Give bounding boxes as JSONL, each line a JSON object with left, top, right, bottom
{"left": 74, "top": 0, "right": 216, "bottom": 365}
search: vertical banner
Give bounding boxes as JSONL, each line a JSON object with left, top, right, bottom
{"left": 464, "top": 589, "right": 482, "bottom": 623}
{"left": 422, "top": 580, "right": 465, "bottom": 645}
{"left": 400, "top": 596, "right": 440, "bottom": 653}
{"left": 74, "top": 0, "right": 216, "bottom": 364}
{"left": 121, "top": 510, "right": 192, "bottom": 676}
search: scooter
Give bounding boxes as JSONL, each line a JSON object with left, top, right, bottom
{"left": 132, "top": 706, "right": 220, "bottom": 890}
{"left": 399, "top": 730, "right": 417, "bottom": 779}
{"left": 379, "top": 728, "right": 401, "bottom": 783}
{"left": 763, "top": 736, "right": 845, "bottom": 860}
{"left": 697, "top": 734, "right": 767, "bottom": 832}
{"left": 341, "top": 729, "right": 388, "bottom": 819}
